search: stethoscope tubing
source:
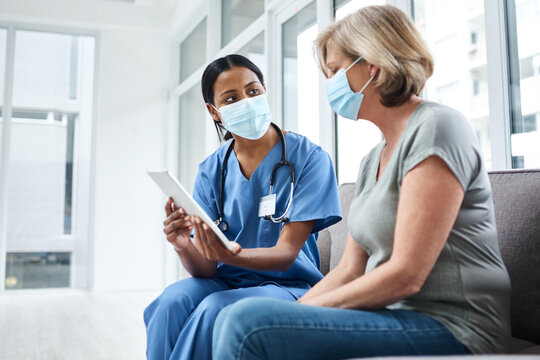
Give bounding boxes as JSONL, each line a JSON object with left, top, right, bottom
{"left": 216, "top": 123, "right": 294, "bottom": 231}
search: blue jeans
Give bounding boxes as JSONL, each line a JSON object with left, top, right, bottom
{"left": 212, "top": 297, "right": 471, "bottom": 360}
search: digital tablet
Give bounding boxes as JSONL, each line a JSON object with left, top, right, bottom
{"left": 147, "top": 170, "right": 234, "bottom": 251}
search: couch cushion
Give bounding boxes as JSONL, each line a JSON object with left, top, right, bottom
{"left": 352, "top": 356, "right": 540, "bottom": 359}
{"left": 488, "top": 170, "right": 540, "bottom": 345}
{"left": 328, "top": 183, "right": 356, "bottom": 271}
{"left": 318, "top": 229, "right": 331, "bottom": 275}
{"left": 509, "top": 336, "right": 540, "bottom": 354}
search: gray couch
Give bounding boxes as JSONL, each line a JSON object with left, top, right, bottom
{"left": 317, "top": 169, "right": 540, "bottom": 358}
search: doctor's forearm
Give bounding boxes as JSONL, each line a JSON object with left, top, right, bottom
{"left": 222, "top": 247, "right": 296, "bottom": 272}
{"left": 220, "top": 221, "right": 315, "bottom": 272}
{"left": 176, "top": 240, "right": 218, "bottom": 278}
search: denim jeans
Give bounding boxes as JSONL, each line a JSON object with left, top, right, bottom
{"left": 144, "top": 278, "right": 303, "bottom": 360}
{"left": 212, "top": 297, "right": 471, "bottom": 360}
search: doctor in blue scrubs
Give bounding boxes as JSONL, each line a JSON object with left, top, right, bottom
{"left": 144, "top": 54, "right": 342, "bottom": 360}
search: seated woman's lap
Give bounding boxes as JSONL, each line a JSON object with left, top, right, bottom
{"left": 144, "top": 277, "right": 303, "bottom": 360}
{"left": 212, "top": 297, "right": 470, "bottom": 360}
{"left": 170, "top": 283, "right": 301, "bottom": 359}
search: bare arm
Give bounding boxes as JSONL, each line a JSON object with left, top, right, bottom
{"left": 300, "top": 156, "right": 464, "bottom": 309}
{"left": 174, "top": 239, "right": 218, "bottom": 278}
{"left": 299, "top": 233, "right": 368, "bottom": 303}
{"left": 191, "top": 217, "right": 315, "bottom": 272}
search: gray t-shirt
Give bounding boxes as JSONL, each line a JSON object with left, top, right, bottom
{"left": 348, "top": 101, "right": 511, "bottom": 354}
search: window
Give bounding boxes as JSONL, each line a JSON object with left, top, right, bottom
{"left": 520, "top": 56, "right": 534, "bottom": 79}
{"left": 222, "top": 0, "right": 264, "bottom": 47}
{"left": 471, "top": 31, "right": 478, "bottom": 45}
{"left": 178, "top": 85, "right": 207, "bottom": 193}
{"left": 238, "top": 32, "right": 265, "bottom": 76}
{"left": 282, "top": 2, "right": 319, "bottom": 144}
{"left": 334, "top": 0, "right": 384, "bottom": 184}
{"left": 5, "top": 252, "right": 71, "bottom": 289}
{"left": 414, "top": 0, "right": 492, "bottom": 168}
{"left": 180, "top": 18, "right": 207, "bottom": 83}
{"left": 0, "top": 28, "right": 6, "bottom": 159}
{"left": 2, "top": 30, "right": 95, "bottom": 290}
{"left": 509, "top": 0, "right": 540, "bottom": 168}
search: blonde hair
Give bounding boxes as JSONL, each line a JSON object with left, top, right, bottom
{"left": 315, "top": 5, "right": 433, "bottom": 107}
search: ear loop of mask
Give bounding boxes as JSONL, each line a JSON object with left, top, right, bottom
{"left": 359, "top": 71, "right": 376, "bottom": 93}
{"left": 345, "top": 56, "right": 363, "bottom": 72}
{"left": 211, "top": 104, "right": 221, "bottom": 121}
{"left": 344, "top": 56, "right": 377, "bottom": 94}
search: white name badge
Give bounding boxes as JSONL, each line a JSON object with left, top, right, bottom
{"left": 258, "top": 193, "right": 276, "bottom": 217}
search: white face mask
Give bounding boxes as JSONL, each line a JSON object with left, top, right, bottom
{"left": 213, "top": 94, "right": 272, "bottom": 140}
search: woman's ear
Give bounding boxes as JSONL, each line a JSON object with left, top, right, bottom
{"left": 370, "top": 65, "right": 380, "bottom": 77}
{"left": 206, "top": 103, "right": 221, "bottom": 122}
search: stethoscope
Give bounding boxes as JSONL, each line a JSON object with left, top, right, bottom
{"left": 215, "top": 123, "right": 295, "bottom": 232}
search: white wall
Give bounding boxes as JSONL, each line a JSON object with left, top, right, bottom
{"left": 92, "top": 28, "right": 169, "bottom": 291}
{"left": 0, "top": 0, "right": 173, "bottom": 291}
{"left": 0, "top": 0, "right": 173, "bottom": 32}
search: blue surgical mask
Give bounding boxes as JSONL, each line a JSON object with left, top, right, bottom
{"left": 325, "top": 56, "right": 375, "bottom": 120}
{"left": 213, "top": 94, "right": 272, "bottom": 140}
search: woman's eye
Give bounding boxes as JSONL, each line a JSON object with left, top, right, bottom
{"left": 225, "top": 96, "right": 236, "bottom": 102}
{"left": 249, "top": 88, "right": 260, "bottom": 95}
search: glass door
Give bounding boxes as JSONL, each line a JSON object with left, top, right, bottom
{"left": 1, "top": 28, "right": 95, "bottom": 290}
{"left": 280, "top": 1, "right": 319, "bottom": 144}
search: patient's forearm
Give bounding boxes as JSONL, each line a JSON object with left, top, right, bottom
{"left": 299, "top": 265, "right": 361, "bottom": 302}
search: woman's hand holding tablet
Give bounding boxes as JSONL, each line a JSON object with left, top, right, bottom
{"left": 190, "top": 215, "right": 241, "bottom": 261}
{"left": 148, "top": 170, "right": 237, "bottom": 252}
{"left": 162, "top": 197, "right": 193, "bottom": 251}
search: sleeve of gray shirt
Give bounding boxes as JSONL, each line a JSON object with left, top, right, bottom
{"left": 398, "top": 103, "right": 483, "bottom": 191}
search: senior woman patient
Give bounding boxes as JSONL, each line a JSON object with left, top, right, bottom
{"left": 212, "top": 5, "right": 511, "bottom": 360}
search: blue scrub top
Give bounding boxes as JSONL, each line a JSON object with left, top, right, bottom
{"left": 193, "top": 131, "right": 342, "bottom": 290}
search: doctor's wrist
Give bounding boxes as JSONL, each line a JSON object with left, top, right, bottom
{"left": 173, "top": 244, "right": 187, "bottom": 252}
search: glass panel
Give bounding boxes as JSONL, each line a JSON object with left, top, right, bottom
{"left": 414, "top": 0, "right": 492, "bottom": 168}
{"left": 179, "top": 85, "right": 207, "bottom": 193}
{"left": 7, "top": 115, "right": 72, "bottom": 248}
{"left": 238, "top": 32, "right": 266, "bottom": 78}
{"left": 282, "top": 2, "right": 319, "bottom": 144}
{"left": 335, "top": 0, "right": 384, "bottom": 183}
{"left": 180, "top": 18, "right": 207, "bottom": 83}
{"left": 335, "top": 0, "right": 383, "bottom": 15}
{"left": 222, "top": 0, "right": 264, "bottom": 47}
{"left": 0, "top": 28, "right": 7, "bottom": 159}
{"left": 510, "top": 0, "right": 540, "bottom": 168}
{"left": 64, "top": 114, "right": 76, "bottom": 234}
{"left": 13, "top": 31, "right": 75, "bottom": 108}
{"left": 5, "top": 252, "right": 71, "bottom": 289}
{"left": 3, "top": 31, "right": 93, "bottom": 289}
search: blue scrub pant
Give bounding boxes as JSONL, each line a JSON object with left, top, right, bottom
{"left": 143, "top": 277, "right": 300, "bottom": 360}
{"left": 212, "top": 297, "right": 471, "bottom": 360}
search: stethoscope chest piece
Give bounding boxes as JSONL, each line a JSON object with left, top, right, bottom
{"left": 215, "top": 218, "right": 228, "bottom": 232}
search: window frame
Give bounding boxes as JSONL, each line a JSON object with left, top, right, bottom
{"left": 0, "top": 22, "right": 99, "bottom": 291}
